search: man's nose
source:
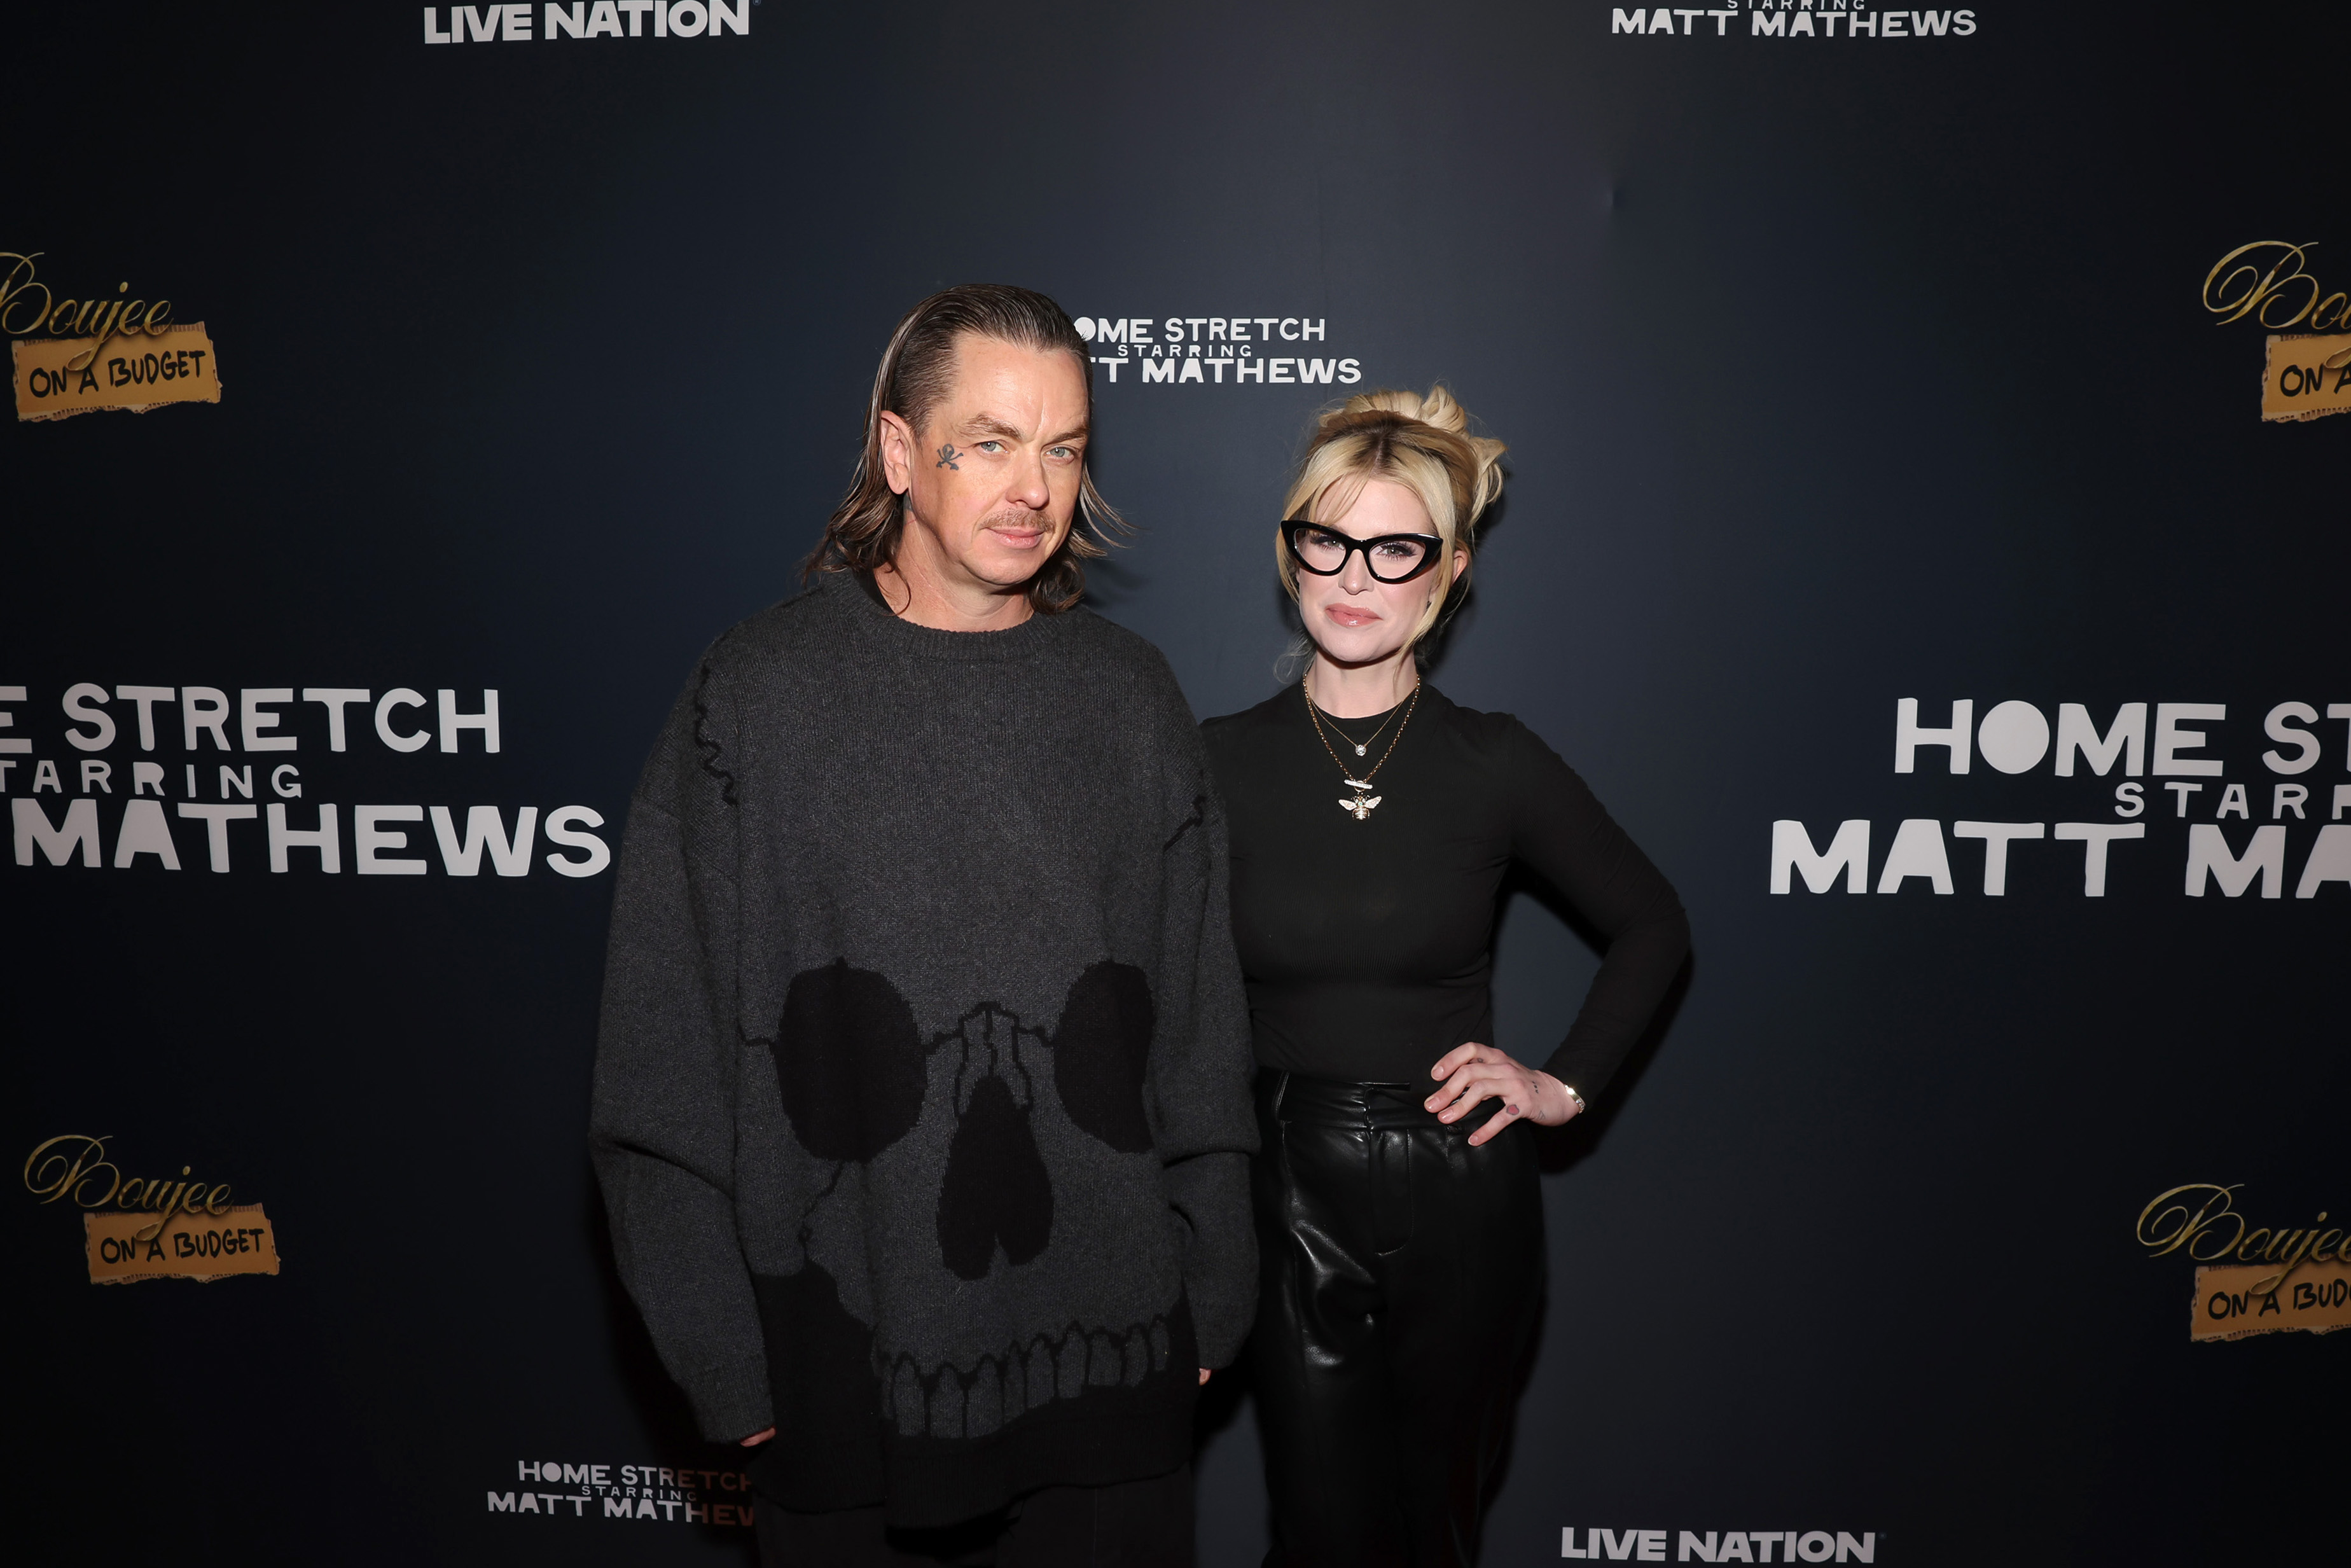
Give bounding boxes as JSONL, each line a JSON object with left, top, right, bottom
{"left": 1007, "top": 447, "right": 1050, "bottom": 509}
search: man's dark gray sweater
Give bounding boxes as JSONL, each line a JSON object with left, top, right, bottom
{"left": 589, "top": 570, "right": 1257, "bottom": 1527}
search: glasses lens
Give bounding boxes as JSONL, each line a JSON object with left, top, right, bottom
{"left": 1292, "top": 526, "right": 1350, "bottom": 573}
{"left": 1366, "top": 537, "right": 1431, "bottom": 580}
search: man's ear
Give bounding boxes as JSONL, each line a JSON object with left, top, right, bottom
{"left": 878, "top": 410, "right": 916, "bottom": 497}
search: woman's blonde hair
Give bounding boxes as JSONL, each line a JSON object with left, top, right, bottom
{"left": 1276, "top": 385, "right": 1506, "bottom": 650}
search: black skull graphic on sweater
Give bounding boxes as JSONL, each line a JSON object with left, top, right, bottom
{"left": 771, "top": 958, "right": 1155, "bottom": 1279}
{"left": 759, "top": 959, "right": 1173, "bottom": 1453}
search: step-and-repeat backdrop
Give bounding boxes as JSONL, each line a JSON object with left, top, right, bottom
{"left": 6, "top": 4, "right": 2343, "bottom": 1564}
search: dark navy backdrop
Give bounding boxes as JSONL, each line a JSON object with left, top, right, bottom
{"left": 6, "top": 4, "right": 2344, "bottom": 1564}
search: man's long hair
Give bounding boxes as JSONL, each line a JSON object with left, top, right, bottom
{"left": 805, "top": 284, "right": 1123, "bottom": 614}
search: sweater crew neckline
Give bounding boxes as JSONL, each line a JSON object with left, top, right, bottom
{"left": 827, "top": 567, "right": 1064, "bottom": 662}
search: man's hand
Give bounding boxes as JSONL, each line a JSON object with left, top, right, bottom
{"left": 1199, "top": 1368, "right": 1212, "bottom": 1385}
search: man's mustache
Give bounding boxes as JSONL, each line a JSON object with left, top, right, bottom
{"left": 981, "top": 510, "right": 1067, "bottom": 539}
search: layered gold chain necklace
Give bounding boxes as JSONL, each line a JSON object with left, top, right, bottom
{"left": 1304, "top": 674, "right": 1420, "bottom": 821}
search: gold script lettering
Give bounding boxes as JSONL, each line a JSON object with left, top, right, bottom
{"left": 0, "top": 251, "right": 54, "bottom": 335}
{"left": 2138, "top": 1183, "right": 2336, "bottom": 1299}
{"left": 2136, "top": 1182, "right": 2242, "bottom": 1256}
{"left": 2203, "top": 240, "right": 2326, "bottom": 330}
{"left": 63, "top": 284, "right": 133, "bottom": 373}
{"left": 22, "top": 1135, "right": 235, "bottom": 1244}
{"left": 1, "top": 255, "right": 188, "bottom": 372}
{"left": 23, "top": 1133, "right": 120, "bottom": 1208}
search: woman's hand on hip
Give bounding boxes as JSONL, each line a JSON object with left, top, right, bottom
{"left": 1426, "top": 1043, "right": 1582, "bottom": 1147}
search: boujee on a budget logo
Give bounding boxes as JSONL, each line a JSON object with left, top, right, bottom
{"left": 2137, "top": 1183, "right": 2350, "bottom": 1342}
{"left": 2202, "top": 240, "right": 2351, "bottom": 423}
{"left": 3, "top": 250, "right": 221, "bottom": 422}
{"left": 24, "top": 1134, "right": 281, "bottom": 1285}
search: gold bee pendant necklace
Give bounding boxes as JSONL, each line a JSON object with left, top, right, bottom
{"left": 1305, "top": 673, "right": 1420, "bottom": 821}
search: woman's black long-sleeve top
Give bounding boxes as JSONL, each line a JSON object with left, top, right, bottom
{"left": 1200, "top": 683, "right": 1689, "bottom": 1099}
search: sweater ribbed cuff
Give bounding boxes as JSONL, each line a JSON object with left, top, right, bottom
{"left": 1166, "top": 1153, "right": 1256, "bottom": 1367}
{"left": 681, "top": 1356, "right": 775, "bottom": 1444}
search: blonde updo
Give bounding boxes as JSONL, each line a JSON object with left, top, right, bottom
{"left": 1276, "top": 385, "right": 1507, "bottom": 650}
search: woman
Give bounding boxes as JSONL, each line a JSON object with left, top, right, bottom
{"left": 1201, "top": 387, "right": 1690, "bottom": 1567}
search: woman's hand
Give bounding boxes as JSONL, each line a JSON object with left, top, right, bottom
{"left": 1425, "top": 1043, "right": 1583, "bottom": 1147}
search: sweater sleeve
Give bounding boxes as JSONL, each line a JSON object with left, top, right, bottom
{"left": 1146, "top": 716, "right": 1261, "bottom": 1369}
{"left": 1504, "top": 721, "right": 1692, "bottom": 1104}
{"left": 588, "top": 658, "right": 773, "bottom": 1442}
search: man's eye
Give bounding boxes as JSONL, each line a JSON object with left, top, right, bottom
{"left": 1046, "top": 446, "right": 1076, "bottom": 460}
{"left": 976, "top": 441, "right": 1004, "bottom": 453}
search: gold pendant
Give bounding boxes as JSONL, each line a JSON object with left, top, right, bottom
{"left": 1339, "top": 792, "right": 1382, "bottom": 820}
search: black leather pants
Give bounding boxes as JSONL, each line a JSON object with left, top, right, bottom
{"left": 1250, "top": 1072, "right": 1545, "bottom": 1568}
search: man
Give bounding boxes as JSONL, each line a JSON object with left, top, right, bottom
{"left": 590, "top": 284, "right": 1256, "bottom": 1567}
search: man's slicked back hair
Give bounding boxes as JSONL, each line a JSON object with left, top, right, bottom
{"left": 807, "top": 284, "right": 1122, "bottom": 614}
